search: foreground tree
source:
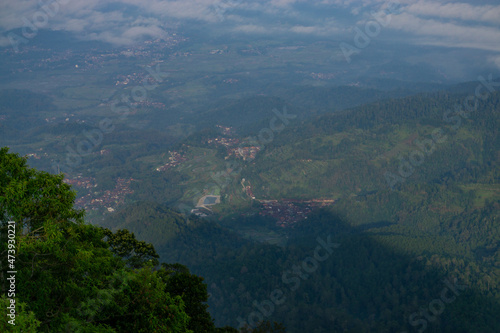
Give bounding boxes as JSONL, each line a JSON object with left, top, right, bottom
{"left": 0, "top": 148, "right": 191, "bottom": 332}
{"left": 159, "top": 263, "right": 216, "bottom": 332}
{"left": 0, "top": 147, "right": 284, "bottom": 332}
{"left": 102, "top": 228, "right": 160, "bottom": 268}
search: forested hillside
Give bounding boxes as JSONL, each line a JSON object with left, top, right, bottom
{"left": 99, "top": 88, "right": 499, "bottom": 331}
{"left": 1, "top": 2, "right": 498, "bottom": 330}
{"left": 243, "top": 90, "right": 499, "bottom": 200}
{"left": 2, "top": 84, "right": 498, "bottom": 332}
{"left": 0, "top": 148, "right": 252, "bottom": 332}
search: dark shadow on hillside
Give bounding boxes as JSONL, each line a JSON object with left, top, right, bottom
{"left": 101, "top": 202, "right": 500, "bottom": 333}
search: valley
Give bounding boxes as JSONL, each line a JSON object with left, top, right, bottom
{"left": 1, "top": 19, "right": 499, "bottom": 332}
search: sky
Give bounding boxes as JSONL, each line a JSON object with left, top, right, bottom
{"left": 0, "top": 0, "right": 499, "bottom": 69}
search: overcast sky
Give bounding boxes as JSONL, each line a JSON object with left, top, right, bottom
{"left": 1, "top": 0, "right": 499, "bottom": 67}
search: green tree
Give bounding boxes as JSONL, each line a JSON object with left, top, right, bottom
{"left": 159, "top": 263, "right": 216, "bottom": 332}
{"left": 102, "top": 228, "right": 160, "bottom": 268}
{"left": 0, "top": 296, "right": 40, "bottom": 332}
{"left": 106, "top": 263, "right": 191, "bottom": 333}
{"left": 0, "top": 148, "right": 195, "bottom": 332}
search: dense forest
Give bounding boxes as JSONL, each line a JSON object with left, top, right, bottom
{"left": 96, "top": 87, "right": 499, "bottom": 331}
{"left": 242, "top": 90, "right": 499, "bottom": 199}
{"left": 102, "top": 201, "right": 499, "bottom": 332}
{"left": 1, "top": 82, "right": 498, "bottom": 332}
{"left": 0, "top": 147, "right": 286, "bottom": 332}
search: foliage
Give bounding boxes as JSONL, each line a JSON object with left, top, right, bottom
{"left": 159, "top": 263, "right": 216, "bottom": 332}
{"left": 2, "top": 84, "right": 498, "bottom": 332}
{"left": 0, "top": 296, "right": 41, "bottom": 332}
{"left": 0, "top": 147, "right": 238, "bottom": 332}
{"left": 102, "top": 228, "right": 160, "bottom": 268}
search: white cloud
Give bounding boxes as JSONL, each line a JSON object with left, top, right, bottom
{"left": 406, "top": 1, "right": 500, "bottom": 24}
{"left": 233, "top": 24, "right": 269, "bottom": 34}
{"left": 290, "top": 25, "right": 319, "bottom": 34}
{"left": 388, "top": 12, "right": 500, "bottom": 52}
{"left": 489, "top": 55, "right": 500, "bottom": 70}
{"left": 0, "top": 0, "right": 499, "bottom": 52}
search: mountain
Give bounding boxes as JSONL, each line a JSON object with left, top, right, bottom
{"left": 96, "top": 84, "right": 499, "bottom": 331}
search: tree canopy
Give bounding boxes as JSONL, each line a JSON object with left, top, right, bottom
{"left": 0, "top": 147, "right": 283, "bottom": 332}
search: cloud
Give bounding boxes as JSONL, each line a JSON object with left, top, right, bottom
{"left": 234, "top": 24, "right": 269, "bottom": 34}
{"left": 0, "top": 0, "right": 499, "bottom": 53}
{"left": 489, "top": 55, "right": 500, "bottom": 70}
{"left": 387, "top": 11, "right": 500, "bottom": 52}
{"left": 290, "top": 26, "right": 319, "bottom": 34}
{"left": 406, "top": 1, "right": 500, "bottom": 24}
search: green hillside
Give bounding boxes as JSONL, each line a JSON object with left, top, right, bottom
{"left": 3, "top": 82, "right": 498, "bottom": 332}
{"left": 243, "top": 91, "right": 498, "bottom": 201}
{"left": 91, "top": 87, "right": 499, "bottom": 331}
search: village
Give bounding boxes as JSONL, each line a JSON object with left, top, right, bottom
{"left": 256, "top": 199, "right": 336, "bottom": 228}
{"left": 206, "top": 136, "right": 262, "bottom": 160}
{"left": 60, "top": 123, "right": 333, "bottom": 225}
{"left": 63, "top": 175, "right": 134, "bottom": 213}
{"left": 241, "top": 179, "right": 335, "bottom": 227}
{"left": 181, "top": 126, "right": 336, "bottom": 227}
{"left": 155, "top": 151, "right": 187, "bottom": 172}
{"left": 205, "top": 126, "right": 262, "bottom": 161}
{"left": 3, "top": 34, "right": 188, "bottom": 74}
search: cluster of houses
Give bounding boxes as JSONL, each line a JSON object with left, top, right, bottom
{"left": 205, "top": 137, "right": 240, "bottom": 148}
{"left": 63, "top": 175, "right": 97, "bottom": 189}
{"left": 129, "top": 100, "right": 166, "bottom": 109}
{"left": 257, "top": 199, "right": 336, "bottom": 228}
{"left": 205, "top": 126, "right": 262, "bottom": 161}
{"left": 156, "top": 151, "right": 187, "bottom": 172}
{"left": 309, "top": 72, "right": 337, "bottom": 80}
{"left": 5, "top": 33, "right": 186, "bottom": 73}
{"left": 227, "top": 146, "right": 261, "bottom": 161}
{"left": 114, "top": 69, "right": 167, "bottom": 87}
{"left": 66, "top": 177, "right": 134, "bottom": 212}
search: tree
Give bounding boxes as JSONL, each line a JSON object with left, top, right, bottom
{"left": 105, "top": 263, "right": 192, "bottom": 333}
{"left": 0, "top": 148, "right": 194, "bottom": 332}
{"left": 102, "top": 228, "right": 160, "bottom": 268}
{"left": 0, "top": 296, "right": 40, "bottom": 332}
{"left": 0, "top": 147, "right": 84, "bottom": 232}
{"left": 159, "top": 263, "right": 216, "bottom": 332}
